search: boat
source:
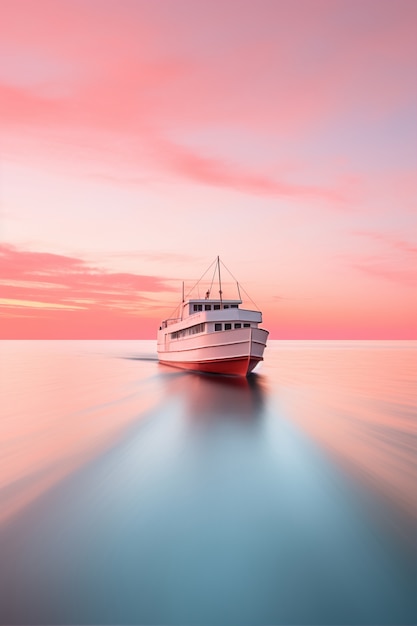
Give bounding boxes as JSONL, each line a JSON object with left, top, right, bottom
{"left": 157, "top": 257, "right": 269, "bottom": 376}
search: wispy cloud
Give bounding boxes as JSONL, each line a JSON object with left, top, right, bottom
{"left": 353, "top": 231, "right": 417, "bottom": 253}
{"left": 350, "top": 231, "right": 417, "bottom": 286}
{"left": 2, "top": 1, "right": 415, "bottom": 203}
{"left": 106, "top": 250, "right": 201, "bottom": 264}
{"left": 0, "top": 244, "right": 176, "bottom": 337}
{"left": 157, "top": 140, "right": 350, "bottom": 203}
{"left": 352, "top": 263, "right": 417, "bottom": 287}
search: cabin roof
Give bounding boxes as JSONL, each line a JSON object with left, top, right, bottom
{"left": 185, "top": 298, "right": 242, "bottom": 304}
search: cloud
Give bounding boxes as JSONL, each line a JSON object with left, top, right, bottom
{"left": 0, "top": 244, "right": 177, "bottom": 337}
{"left": 106, "top": 250, "right": 201, "bottom": 264}
{"left": 1, "top": 0, "right": 415, "bottom": 203}
{"left": 0, "top": 81, "right": 350, "bottom": 204}
{"left": 157, "top": 140, "right": 350, "bottom": 203}
{"left": 352, "top": 231, "right": 417, "bottom": 255}
{"left": 350, "top": 231, "right": 417, "bottom": 286}
{"left": 353, "top": 263, "right": 417, "bottom": 287}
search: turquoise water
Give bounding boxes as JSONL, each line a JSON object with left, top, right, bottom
{"left": 0, "top": 340, "right": 416, "bottom": 624}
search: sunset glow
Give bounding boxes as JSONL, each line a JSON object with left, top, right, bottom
{"left": 1, "top": 0, "right": 416, "bottom": 338}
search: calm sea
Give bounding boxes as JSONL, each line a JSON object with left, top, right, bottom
{"left": 0, "top": 340, "right": 416, "bottom": 625}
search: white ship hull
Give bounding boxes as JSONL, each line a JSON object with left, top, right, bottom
{"left": 158, "top": 325, "right": 268, "bottom": 376}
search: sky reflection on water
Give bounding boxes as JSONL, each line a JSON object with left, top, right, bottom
{"left": 0, "top": 340, "right": 416, "bottom": 625}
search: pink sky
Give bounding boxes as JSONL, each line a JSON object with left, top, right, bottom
{"left": 1, "top": 0, "right": 416, "bottom": 338}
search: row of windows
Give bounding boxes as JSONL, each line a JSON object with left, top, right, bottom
{"left": 193, "top": 304, "right": 239, "bottom": 312}
{"left": 171, "top": 322, "right": 206, "bottom": 339}
{"left": 215, "top": 322, "right": 251, "bottom": 331}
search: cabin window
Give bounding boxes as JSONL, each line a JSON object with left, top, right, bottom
{"left": 215, "top": 323, "right": 222, "bottom": 331}
{"left": 190, "top": 322, "right": 205, "bottom": 334}
{"left": 231, "top": 304, "right": 238, "bottom": 309}
{"left": 225, "top": 323, "right": 232, "bottom": 330}
{"left": 223, "top": 305, "right": 229, "bottom": 309}
{"left": 234, "top": 323, "right": 241, "bottom": 329}
{"left": 204, "top": 304, "right": 211, "bottom": 311}
{"left": 193, "top": 304, "right": 203, "bottom": 312}
{"left": 171, "top": 322, "right": 205, "bottom": 339}
{"left": 214, "top": 304, "right": 221, "bottom": 310}
{"left": 243, "top": 323, "right": 250, "bottom": 328}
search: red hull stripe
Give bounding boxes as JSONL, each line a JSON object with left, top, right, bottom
{"left": 159, "top": 356, "right": 262, "bottom": 377}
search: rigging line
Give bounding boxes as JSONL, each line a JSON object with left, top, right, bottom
{"left": 164, "top": 257, "right": 217, "bottom": 321}
{"left": 208, "top": 262, "right": 217, "bottom": 296}
{"left": 238, "top": 282, "right": 260, "bottom": 312}
{"left": 165, "top": 299, "right": 181, "bottom": 321}
{"left": 220, "top": 258, "right": 260, "bottom": 311}
{"left": 217, "top": 255, "right": 222, "bottom": 304}
{"left": 184, "top": 257, "right": 217, "bottom": 300}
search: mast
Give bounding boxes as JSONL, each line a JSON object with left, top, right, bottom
{"left": 217, "top": 255, "right": 222, "bottom": 304}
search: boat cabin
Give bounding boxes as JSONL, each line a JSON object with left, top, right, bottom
{"left": 187, "top": 299, "right": 241, "bottom": 315}
{"left": 160, "top": 298, "right": 262, "bottom": 338}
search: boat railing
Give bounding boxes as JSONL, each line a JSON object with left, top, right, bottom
{"left": 161, "top": 318, "right": 181, "bottom": 329}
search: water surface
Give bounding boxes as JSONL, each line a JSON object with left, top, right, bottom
{"left": 1, "top": 340, "right": 416, "bottom": 624}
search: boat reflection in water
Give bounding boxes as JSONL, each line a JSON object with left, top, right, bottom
{"left": 176, "top": 371, "right": 266, "bottom": 422}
